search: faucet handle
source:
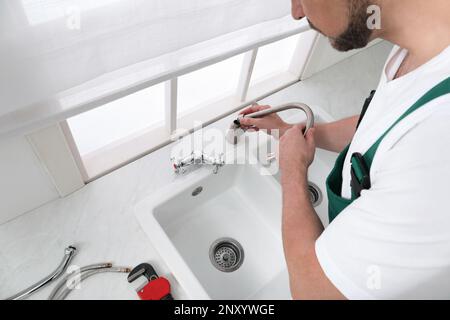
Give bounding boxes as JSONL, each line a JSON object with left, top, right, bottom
{"left": 171, "top": 151, "right": 224, "bottom": 175}
{"left": 211, "top": 153, "right": 225, "bottom": 174}
{"left": 170, "top": 155, "right": 187, "bottom": 174}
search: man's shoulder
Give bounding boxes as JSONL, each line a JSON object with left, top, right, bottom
{"left": 371, "top": 100, "right": 450, "bottom": 191}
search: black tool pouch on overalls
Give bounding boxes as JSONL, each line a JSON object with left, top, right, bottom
{"left": 356, "top": 90, "right": 376, "bottom": 130}
{"left": 351, "top": 90, "right": 376, "bottom": 198}
{"left": 350, "top": 152, "right": 371, "bottom": 198}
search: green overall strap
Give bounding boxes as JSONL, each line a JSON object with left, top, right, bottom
{"left": 351, "top": 76, "right": 450, "bottom": 200}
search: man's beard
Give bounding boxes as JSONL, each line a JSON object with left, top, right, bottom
{"left": 308, "top": 0, "right": 374, "bottom": 52}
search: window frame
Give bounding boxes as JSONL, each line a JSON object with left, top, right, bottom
{"left": 63, "top": 29, "right": 320, "bottom": 182}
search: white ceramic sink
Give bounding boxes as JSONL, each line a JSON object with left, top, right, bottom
{"left": 135, "top": 108, "right": 337, "bottom": 299}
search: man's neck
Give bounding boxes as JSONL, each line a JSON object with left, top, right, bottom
{"left": 377, "top": 0, "right": 450, "bottom": 70}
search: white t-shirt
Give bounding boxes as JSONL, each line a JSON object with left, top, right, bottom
{"left": 315, "top": 45, "right": 450, "bottom": 299}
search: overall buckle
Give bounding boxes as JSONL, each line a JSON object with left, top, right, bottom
{"left": 350, "top": 152, "right": 371, "bottom": 198}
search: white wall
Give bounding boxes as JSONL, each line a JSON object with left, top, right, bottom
{"left": 298, "top": 41, "right": 393, "bottom": 119}
{"left": 302, "top": 35, "right": 385, "bottom": 80}
{"left": 0, "top": 136, "right": 59, "bottom": 224}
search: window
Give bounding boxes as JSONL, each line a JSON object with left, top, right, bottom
{"left": 178, "top": 54, "right": 245, "bottom": 116}
{"left": 65, "top": 31, "right": 319, "bottom": 181}
{"left": 67, "top": 83, "right": 165, "bottom": 157}
{"left": 250, "top": 34, "right": 300, "bottom": 86}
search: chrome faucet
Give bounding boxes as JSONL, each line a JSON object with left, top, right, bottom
{"left": 226, "top": 102, "right": 315, "bottom": 145}
{"left": 171, "top": 151, "right": 225, "bottom": 175}
{"left": 7, "top": 246, "right": 76, "bottom": 300}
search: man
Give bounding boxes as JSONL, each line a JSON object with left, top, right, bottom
{"left": 239, "top": 0, "right": 450, "bottom": 299}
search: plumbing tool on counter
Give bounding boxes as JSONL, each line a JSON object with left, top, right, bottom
{"left": 49, "top": 263, "right": 131, "bottom": 300}
{"left": 127, "top": 263, "right": 173, "bottom": 300}
{"left": 4, "top": 245, "right": 132, "bottom": 300}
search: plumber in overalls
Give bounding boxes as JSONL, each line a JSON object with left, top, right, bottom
{"left": 239, "top": 0, "right": 450, "bottom": 299}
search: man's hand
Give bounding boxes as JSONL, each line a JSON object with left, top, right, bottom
{"left": 279, "top": 124, "right": 316, "bottom": 182}
{"left": 239, "top": 104, "right": 292, "bottom": 137}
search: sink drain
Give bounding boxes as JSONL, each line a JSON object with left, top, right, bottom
{"left": 192, "top": 186, "right": 203, "bottom": 197}
{"left": 308, "top": 182, "right": 323, "bottom": 207}
{"left": 209, "top": 238, "right": 244, "bottom": 273}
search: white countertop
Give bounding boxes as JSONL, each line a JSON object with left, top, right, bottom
{"left": 0, "top": 137, "right": 193, "bottom": 299}
{"left": 0, "top": 42, "right": 392, "bottom": 300}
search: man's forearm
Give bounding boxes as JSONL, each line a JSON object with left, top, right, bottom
{"left": 281, "top": 171, "right": 345, "bottom": 300}
{"left": 314, "top": 115, "right": 359, "bottom": 153}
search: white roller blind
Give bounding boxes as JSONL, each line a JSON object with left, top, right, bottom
{"left": 0, "top": 0, "right": 308, "bottom": 137}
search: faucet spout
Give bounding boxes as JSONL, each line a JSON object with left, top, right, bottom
{"left": 7, "top": 246, "right": 77, "bottom": 300}
{"left": 226, "top": 102, "right": 314, "bottom": 145}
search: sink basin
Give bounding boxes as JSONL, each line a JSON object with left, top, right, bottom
{"left": 135, "top": 108, "right": 337, "bottom": 299}
{"left": 136, "top": 160, "right": 287, "bottom": 299}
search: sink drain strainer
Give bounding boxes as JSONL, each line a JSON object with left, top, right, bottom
{"left": 209, "top": 238, "right": 244, "bottom": 273}
{"left": 308, "top": 182, "right": 323, "bottom": 207}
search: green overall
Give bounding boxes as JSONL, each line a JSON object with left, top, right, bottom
{"left": 326, "top": 77, "right": 450, "bottom": 223}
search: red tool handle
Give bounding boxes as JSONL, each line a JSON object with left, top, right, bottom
{"left": 138, "top": 277, "right": 172, "bottom": 300}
